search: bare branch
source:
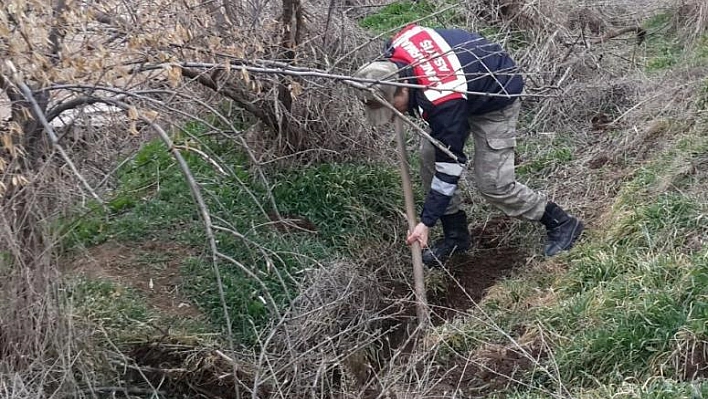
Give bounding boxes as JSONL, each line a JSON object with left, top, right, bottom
{"left": 47, "top": 0, "right": 68, "bottom": 65}
{"left": 46, "top": 96, "right": 114, "bottom": 122}
{"left": 0, "top": 72, "right": 22, "bottom": 104}
{"left": 152, "top": 61, "right": 553, "bottom": 99}
{"left": 180, "top": 66, "right": 277, "bottom": 131}
{"left": 96, "top": 95, "right": 242, "bottom": 399}
{"left": 329, "top": 4, "right": 458, "bottom": 71}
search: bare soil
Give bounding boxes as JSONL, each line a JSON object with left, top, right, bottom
{"left": 426, "top": 218, "right": 541, "bottom": 396}
{"left": 428, "top": 216, "right": 531, "bottom": 324}
{"left": 362, "top": 217, "right": 539, "bottom": 398}
{"left": 68, "top": 241, "right": 202, "bottom": 319}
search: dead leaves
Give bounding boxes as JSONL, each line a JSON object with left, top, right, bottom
{"left": 126, "top": 105, "right": 160, "bottom": 135}
{"left": 167, "top": 65, "right": 182, "bottom": 88}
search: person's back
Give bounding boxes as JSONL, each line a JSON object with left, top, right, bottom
{"left": 435, "top": 28, "right": 524, "bottom": 114}
{"left": 387, "top": 25, "right": 523, "bottom": 115}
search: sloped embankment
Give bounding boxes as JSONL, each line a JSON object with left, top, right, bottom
{"left": 62, "top": 1, "right": 708, "bottom": 398}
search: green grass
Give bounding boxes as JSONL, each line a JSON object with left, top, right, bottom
{"left": 642, "top": 13, "right": 682, "bottom": 71}
{"left": 500, "top": 379, "right": 708, "bottom": 398}
{"left": 515, "top": 134, "right": 576, "bottom": 178}
{"left": 271, "top": 162, "right": 403, "bottom": 245}
{"left": 697, "top": 78, "right": 708, "bottom": 111}
{"left": 182, "top": 161, "right": 403, "bottom": 344}
{"left": 437, "top": 201, "right": 707, "bottom": 390}
{"left": 432, "top": 120, "right": 708, "bottom": 392}
{"left": 358, "top": 0, "right": 462, "bottom": 34}
{"left": 68, "top": 278, "right": 154, "bottom": 335}
{"left": 56, "top": 4, "right": 708, "bottom": 394}
{"left": 516, "top": 146, "right": 574, "bottom": 177}
{"left": 536, "top": 125, "right": 707, "bottom": 388}
{"left": 642, "top": 13, "right": 708, "bottom": 71}
{"left": 62, "top": 131, "right": 404, "bottom": 346}
{"left": 645, "top": 41, "right": 683, "bottom": 71}
{"left": 357, "top": 0, "right": 530, "bottom": 51}
{"left": 548, "top": 250, "right": 707, "bottom": 384}
{"left": 68, "top": 277, "right": 211, "bottom": 341}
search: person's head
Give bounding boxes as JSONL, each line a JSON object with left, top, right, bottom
{"left": 353, "top": 61, "right": 409, "bottom": 126}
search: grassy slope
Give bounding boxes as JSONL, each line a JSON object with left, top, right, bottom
{"left": 424, "top": 10, "right": 708, "bottom": 398}
{"left": 63, "top": 2, "right": 708, "bottom": 397}
{"left": 345, "top": 3, "right": 708, "bottom": 396}
{"left": 65, "top": 121, "right": 406, "bottom": 346}
{"left": 469, "top": 127, "right": 708, "bottom": 398}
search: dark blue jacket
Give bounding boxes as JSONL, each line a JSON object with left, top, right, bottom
{"left": 386, "top": 27, "right": 524, "bottom": 227}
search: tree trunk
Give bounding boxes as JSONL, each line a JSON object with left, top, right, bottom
{"left": 278, "top": 0, "right": 304, "bottom": 142}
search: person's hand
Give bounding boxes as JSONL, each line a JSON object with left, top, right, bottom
{"left": 406, "top": 222, "right": 429, "bottom": 248}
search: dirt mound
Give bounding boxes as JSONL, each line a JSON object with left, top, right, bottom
{"left": 428, "top": 327, "right": 548, "bottom": 398}
{"left": 345, "top": 218, "right": 541, "bottom": 398}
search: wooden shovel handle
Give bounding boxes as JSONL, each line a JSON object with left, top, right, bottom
{"left": 394, "top": 117, "right": 429, "bottom": 329}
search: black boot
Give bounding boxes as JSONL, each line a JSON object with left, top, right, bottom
{"left": 422, "top": 210, "right": 471, "bottom": 266}
{"left": 540, "top": 202, "right": 584, "bottom": 256}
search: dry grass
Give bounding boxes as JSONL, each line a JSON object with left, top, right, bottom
{"left": 0, "top": 185, "right": 89, "bottom": 398}
{"left": 248, "top": 250, "right": 417, "bottom": 398}
{"left": 106, "top": 248, "right": 424, "bottom": 399}
{"left": 673, "top": 0, "right": 708, "bottom": 43}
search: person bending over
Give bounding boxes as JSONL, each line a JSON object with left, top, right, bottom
{"left": 354, "top": 24, "right": 584, "bottom": 265}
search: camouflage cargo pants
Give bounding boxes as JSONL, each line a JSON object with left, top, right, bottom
{"left": 420, "top": 100, "right": 547, "bottom": 221}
